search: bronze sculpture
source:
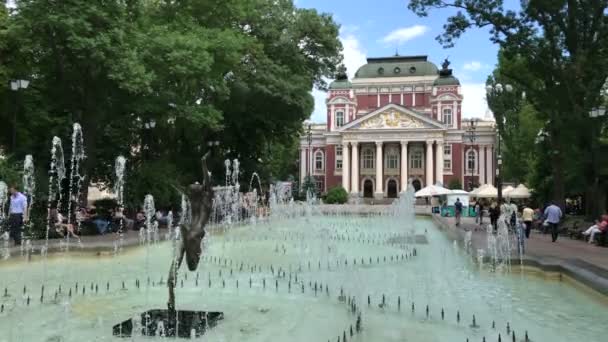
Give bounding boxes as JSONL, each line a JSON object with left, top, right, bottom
{"left": 168, "top": 151, "right": 214, "bottom": 312}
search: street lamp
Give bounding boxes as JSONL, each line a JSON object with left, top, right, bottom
{"left": 466, "top": 118, "right": 478, "bottom": 191}
{"left": 588, "top": 89, "right": 608, "bottom": 217}
{"left": 9, "top": 79, "right": 30, "bottom": 151}
{"left": 485, "top": 82, "right": 515, "bottom": 205}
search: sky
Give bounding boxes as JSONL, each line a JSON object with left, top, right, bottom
{"left": 297, "top": 0, "right": 502, "bottom": 123}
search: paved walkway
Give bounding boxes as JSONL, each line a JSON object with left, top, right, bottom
{"left": 434, "top": 215, "right": 608, "bottom": 295}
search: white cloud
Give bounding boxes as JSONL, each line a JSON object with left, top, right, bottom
{"left": 463, "top": 61, "right": 483, "bottom": 71}
{"left": 310, "top": 32, "right": 367, "bottom": 123}
{"left": 381, "top": 25, "right": 429, "bottom": 44}
{"left": 461, "top": 83, "right": 492, "bottom": 119}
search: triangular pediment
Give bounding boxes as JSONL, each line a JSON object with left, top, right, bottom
{"left": 339, "top": 104, "right": 446, "bottom": 131}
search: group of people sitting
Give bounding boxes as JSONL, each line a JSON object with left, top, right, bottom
{"left": 49, "top": 205, "right": 172, "bottom": 237}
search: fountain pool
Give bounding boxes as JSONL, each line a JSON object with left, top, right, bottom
{"left": 0, "top": 214, "right": 606, "bottom": 342}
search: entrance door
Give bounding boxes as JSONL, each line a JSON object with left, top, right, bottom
{"left": 412, "top": 179, "right": 422, "bottom": 192}
{"left": 363, "top": 180, "right": 374, "bottom": 198}
{"left": 387, "top": 179, "right": 398, "bottom": 198}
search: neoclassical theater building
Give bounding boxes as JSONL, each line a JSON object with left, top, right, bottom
{"left": 299, "top": 55, "right": 497, "bottom": 199}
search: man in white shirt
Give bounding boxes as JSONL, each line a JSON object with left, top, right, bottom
{"left": 8, "top": 184, "right": 28, "bottom": 246}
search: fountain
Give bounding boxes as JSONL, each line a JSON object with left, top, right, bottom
{"left": 113, "top": 152, "right": 223, "bottom": 338}
{"left": 0, "top": 131, "right": 607, "bottom": 341}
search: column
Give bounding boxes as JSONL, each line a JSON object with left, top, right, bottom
{"left": 412, "top": 91, "right": 416, "bottom": 106}
{"left": 435, "top": 141, "right": 444, "bottom": 186}
{"left": 342, "top": 143, "right": 350, "bottom": 191}
{"left": 300, "top": 148, "right": 306, "bottom": 185}
{"left": 330, "top": 104, "right": 335, "bottom": 131}
{"left": 479, "top": 145, "right": 486, "bottom": 185}
{"left": 400, "top": 141, "right": 408, "bottom": 192}
{"left": 486, "top": 146, "right": 493, "bottom": 185}
{"left": 351, "top": 143, "right": 359, "bottom": 194}
{"left": 425, "top": 140, "right": 433, "bottom": 187}
{"left": 375, "top": 141, "right": 383, "bottom": 197}
{"left": 309, "top": 148, "right": 313, "bottom": 176}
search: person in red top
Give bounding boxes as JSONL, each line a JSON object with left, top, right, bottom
{"left": 582, "top": 216, "right": 608, "bottom": 244}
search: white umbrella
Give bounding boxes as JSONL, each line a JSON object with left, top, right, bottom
{"left": 508, "top": 184, "right": 532, "bottom": 199}
{"left": 475, "top": 184, "right": 498, "bottom": 198}
{"left": 415, "top": 184, "right": 451, "bottom": 197}
{"left": 502, "top": 185, "right": 515, "bottom": 196}
{"left": 449, "top": 189, "right": 469, "bottom": 196}
{"left": 469, "top": 184, "right": 489, "bottom": 197}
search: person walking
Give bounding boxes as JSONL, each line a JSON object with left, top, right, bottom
{"left": 8, "top": 184, "right": 28, "bottom": 246}
{"left": 474, "top": 202, "right": 481, "bottom": 224}
{"left": 543, "top": 202, "right": 563, "bottom": 242}
{"left": 522, "top": 205, "right": 534, "bottom": 239}
{"left": 454, "top": 198, "right": 463, "bottom": 226}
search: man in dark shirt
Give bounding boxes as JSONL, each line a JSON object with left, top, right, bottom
{"left": 454, "top": 198, "right": 463, "bottom": 226}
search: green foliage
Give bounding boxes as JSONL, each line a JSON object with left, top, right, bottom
{"left": 0, "top": 157, "right": 20, "bottom": 186}
{"left": 409, "top": 0, "right": 608, "bottom": 210}
{"left": 301, "top": 175, "right": 316, "bottom": 195}
{"left": 325, "top": 186, "right": 348, "bottom": 204}
{"left": 0, "top": 0, "right": 343, "bottom": 214}
{"left": 447, "top": 178, "right": 462, "bottom": 190}
{"left": 93, "top": 198, "right": 118, "bottom": 214}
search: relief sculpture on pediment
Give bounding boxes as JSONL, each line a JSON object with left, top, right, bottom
{"left": 359, "top": 110, "right": 425, "bottom": 129}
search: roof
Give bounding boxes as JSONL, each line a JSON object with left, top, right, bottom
{"left": 329, "top": 79, "right": 352, "bottom": 89}
{"left": 354, "top": 55, "right": 439, "bottom": 79}
{"left": 433, "top": 75, "right": 460, "bottom": 86}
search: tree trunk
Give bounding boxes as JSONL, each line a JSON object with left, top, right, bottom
{"left": 551, "top": 143, "right": 566, "bottom": 210}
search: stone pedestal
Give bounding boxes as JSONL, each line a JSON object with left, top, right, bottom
{"left": 113, "top": 309, "right": 224, "bottom": 338}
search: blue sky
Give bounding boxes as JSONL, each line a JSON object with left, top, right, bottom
{"left": 297, "top": 0, "right": 502, "bottom": 123}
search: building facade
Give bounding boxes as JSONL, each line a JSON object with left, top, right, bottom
{"left": 299, "top": 55, "right": 496, "bottom": 199}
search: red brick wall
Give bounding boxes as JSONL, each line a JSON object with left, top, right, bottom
{"left": 325, "top": 145, "right": 342, "bottom": 191}
{"left": 403, "top": 93, "right": 413, "bottom": 107}
{"left": 379, "top": 94, "right": 389, "bottom": 107}
{"left": 450, "top": 143, "right": 463, "bottom": 187}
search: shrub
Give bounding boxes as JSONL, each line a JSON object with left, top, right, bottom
{"left": 325, "top": 186, "right": 348, "bottom": 204}
{"left": 447, "top": 179, "right": 462, "bottom": 190}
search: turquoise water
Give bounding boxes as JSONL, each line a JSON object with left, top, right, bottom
{"left": 0, "top": 215, "right": 606, "bottom": 341}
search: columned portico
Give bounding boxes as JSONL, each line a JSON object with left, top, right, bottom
{"left": 342, "top": 143, "right": 350, "bottom": 191}
{"left": 425, "top": 140, "right": 434, "bottom": 187}
{"left": 375, "top": 141, "right": 383, "bottom": 198}
{"left": 479, "top": 145, "right": 486, "bottom": 185}
{"left": 300, "top": 148, "right": 306, "bottom": 185}
{"left": 400, "top": 141, "right": 408, "bottom": 192}
{"left": 351, "top": 143, "right": 359, "bottom": 194}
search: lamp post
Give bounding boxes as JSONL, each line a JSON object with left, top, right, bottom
{"left": 485, "top": 83, "right": 514, "bottom": 204}
{"left": 466, "top": 118, "right": 478, "bottom": 191}
{"left": 588, "top": 94, "right": 607, "bottom": 218}
{"left": 9, "top": 79, "right": 30, "bottom": 151}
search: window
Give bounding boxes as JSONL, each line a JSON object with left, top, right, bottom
{"left": 410, "top": 149, "right": 423, "bottom": 169}
{"left": 442, "top": 108, "right": 452, "bottom": 125}
{"left": 467, "top": 149, "right": 477, "bottom": 174}
{"left": 314, "top": 150, "right": 324, "bottom": 171}
{"left": 335, "top": 146, "right": 343, "bottom": 170}
{"left": 385, "top": 146, "right": 399, "bottom": 170}
{"left": 362, "top": 147, "right": 375, "bottom": 169}
{"left": 443, "top": 144, "right": 452, "bottom": 171}
{"left": 335, "top": 111, "right": 344, "bottom": 127}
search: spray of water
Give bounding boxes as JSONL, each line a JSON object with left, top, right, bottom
{"left": 114, "top": 156, "right": 127, "bottom": 254}
{"left": 0, "top": 181, "right": 9, "bottom": 259}
{"left": 66, "top": 123, "right": 85, "bottom": 249}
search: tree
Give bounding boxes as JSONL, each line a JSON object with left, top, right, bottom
{"left": 409, "top": 0, "right": 608, "bottom": 210}
{"left": 0, "top": 0, "right": 343, "bottom": 212}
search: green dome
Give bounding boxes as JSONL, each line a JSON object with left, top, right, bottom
{"left": 329, "top": 79, "right": 352, "bottom": 89}
{"left": 354, "top": 56, "right": 438, "bottom": 79}
{"left": 433, "top": 75, "right": 460, "bottom": 86}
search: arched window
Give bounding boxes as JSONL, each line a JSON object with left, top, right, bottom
{"left": 335, "top": 111, "right": 345, "bottom": 127}
{"left": 466, "top": 149, "right": 477, "bottom": 174}
{"left": 385, "top": 146, "right": 399, "bottom": 170}
{"left": 314, "top": 150, "right": 324, "bottom": 171}
{"left": 442, "top": 108, "right": 452, "bottom": 125}
{"left": 410, "top": 148, "right": 423, "bottom": 169}
{"left": 362, "top": 147, "right": 375, "bottom": 169}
